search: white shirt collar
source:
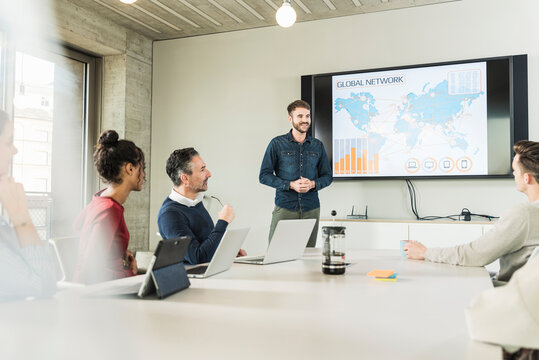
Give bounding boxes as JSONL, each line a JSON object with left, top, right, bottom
{"left": 168, "top": 188, "right": 203, "bottom": 207}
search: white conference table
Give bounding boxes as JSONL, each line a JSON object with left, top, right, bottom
{"left": 0, "top": 249, "right": 500, "bottom": 360}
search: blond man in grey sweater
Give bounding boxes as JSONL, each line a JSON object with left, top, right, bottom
{"left": 405, "top": 140, "right": 539, "bottom": 282}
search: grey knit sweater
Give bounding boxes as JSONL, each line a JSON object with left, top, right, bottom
{"left": 425, "top": 200, "right": 539, "bottom": 282}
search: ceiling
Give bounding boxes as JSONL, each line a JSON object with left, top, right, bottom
{"left": 65, "top": 0, "right": 458, "bottom": 41}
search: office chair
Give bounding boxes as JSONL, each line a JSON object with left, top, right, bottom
{"left": 49, "top": 236, "right": 80, "bottom": 282}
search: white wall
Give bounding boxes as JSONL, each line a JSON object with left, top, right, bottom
{"left": 150, "top": 0, "right": 539, "bottom": 252}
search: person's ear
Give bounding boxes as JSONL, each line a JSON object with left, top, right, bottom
{"left": 125, "top": 163, "right": 134, "bottom": 176}
{"left": 524, "top": 173, "right": 531, "bottom": 185}
{"left": 180, "top": 173, "right": 189, "bottom": 185}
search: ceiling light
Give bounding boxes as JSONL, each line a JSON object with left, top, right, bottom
{"left": 276, "top": 0, "right": 296, "bottom": 28}
{"left": 120, "top": 0, "right": 137, "bottom": 4}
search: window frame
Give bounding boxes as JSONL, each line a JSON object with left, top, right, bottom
{"left": 0, "top": 32, "right": 102, "bottom": 236}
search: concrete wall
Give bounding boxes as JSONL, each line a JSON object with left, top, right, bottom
{"left": 53, "top": 0, "right": 153, "bottom": 251}
{"left": 150, "top": 0, "right": 538, "bottom": 253}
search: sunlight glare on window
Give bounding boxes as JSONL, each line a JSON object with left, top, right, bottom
{"left": 13, "top": 52, "right": 55, "bottom": 193}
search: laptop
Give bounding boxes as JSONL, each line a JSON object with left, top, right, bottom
{"left": 186, "top": 227, "right": 250, "bottom": 278}
{"left": 83, "top": 237, "right": 191, "bottom": 298}
{"left": 235, "top": 219, "right": 316, "bottom": 265}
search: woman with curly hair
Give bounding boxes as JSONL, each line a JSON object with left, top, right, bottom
{"left": 73, "top": 130, "right": 145, "bottom": 284}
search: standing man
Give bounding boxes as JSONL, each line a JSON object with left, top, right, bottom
{"left": 158, "top": 148, "right": 244, "bottom": 265}
{"left": 260, "top": 100, "right": 332, "bottom": 247}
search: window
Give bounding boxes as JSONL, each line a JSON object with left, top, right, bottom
{"left": 3, "top": 45, "right": 100, "bottom": 240}
{"left": 13, "top": 51, "right": 74, "bottom": 193}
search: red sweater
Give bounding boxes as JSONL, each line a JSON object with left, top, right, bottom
{"left": 73, "top": 191, "right": 134, "bottom": 284}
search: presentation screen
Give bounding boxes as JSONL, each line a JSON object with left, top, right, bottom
{"left": 332, "top": 62, "right": 487, "bottom": 177}
{"left": 303, "top": 55, "right": 528, "bottom": 180}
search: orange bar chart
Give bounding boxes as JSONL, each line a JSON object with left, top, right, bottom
{"left": 362, "top": 149, "right": 367, "bottom": 174}
{"left": 351, "top": 148, "right": 356, "bottom": 173}
{"left": 334, "top": 138, "right": 380, "bottom": 176}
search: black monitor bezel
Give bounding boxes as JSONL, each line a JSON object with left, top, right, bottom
{"left": 301, "top": 54, "right": 528, "bottom": 181}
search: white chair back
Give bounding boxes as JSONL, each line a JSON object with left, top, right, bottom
{"left": 50, "top": 237, "right": 80, "bottom": 282}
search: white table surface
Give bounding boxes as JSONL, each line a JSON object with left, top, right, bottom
{"left": 0, "top": 249, "right": 501, "bottom": 360}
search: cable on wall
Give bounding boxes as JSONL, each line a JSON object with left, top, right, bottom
{"left": 405, "top": 179, "right": 498, "bottom": 221}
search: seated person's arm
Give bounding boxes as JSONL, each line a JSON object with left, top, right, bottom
{"left": 465, "top": 256, "right": 539, "bottom": 351}
{"left": 0, "top": 177, "right": 56, "bottom": 298}
{"left": 13, "top": 222, "right": 57, "bottom": 296}
{"left": 406, "top": 206, "right": 528, "bottom": 266}
{"left": 158, "top": 210, "right": 230, "bottom": 265}
{"left": 0, "top": 236, "right": 57, "bottom": 300}
{"left": 2, "top": 176, "right": 45, "bottom": 248}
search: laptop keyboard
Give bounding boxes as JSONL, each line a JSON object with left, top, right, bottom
{"left": 187, "top": 265, "right": 208, "bottom": 275}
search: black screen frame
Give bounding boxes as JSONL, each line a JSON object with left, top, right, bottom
{"left": 302, "top": 55, "right": 528, "bottom": 180}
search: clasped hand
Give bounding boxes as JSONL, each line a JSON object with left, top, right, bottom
{"left": 290, "top": 177, "right": 315, "bottom": 193}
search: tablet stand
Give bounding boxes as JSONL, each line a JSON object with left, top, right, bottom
{"left": 151, "top": 262, "right": 190, "bottom": 299}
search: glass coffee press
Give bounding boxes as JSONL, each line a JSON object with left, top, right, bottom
{"left": 322, "top": 221, "right": 346, "bottom": 275}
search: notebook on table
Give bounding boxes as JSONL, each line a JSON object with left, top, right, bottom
{"left": 235, "top": 219, "right": 316, "bottom": 265}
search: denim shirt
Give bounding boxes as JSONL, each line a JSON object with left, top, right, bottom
{"left": 259, "top": 130, "right": 332, "bottom": 212}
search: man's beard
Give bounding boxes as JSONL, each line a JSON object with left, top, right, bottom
{"left": 293, "top": 121, "right": 310, "bottom": 133}
{"left": 188, "top": 181, "right": 208, "bottom": 193}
